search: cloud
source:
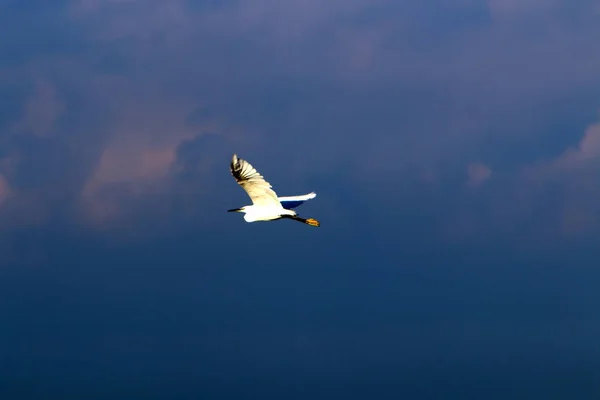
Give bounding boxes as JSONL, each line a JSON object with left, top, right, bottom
{"left": 544, "top": 123, "right": 600, "bottom": 171}
{"left": 78, "top": 95, "right": 205, "bottom": 225}
{"left": 1, "top": 0, "right": 600, "bottom": 245}
{"left": 466, "top": 163, "right": 491, "bottom": 187}
{"left": 443, "top": 117, "right": 600, "bottom": 243}
{"left": 519, "top": 120, "right": 600, "bottom": 236}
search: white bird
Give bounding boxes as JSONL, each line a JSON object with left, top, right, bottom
{"left": 228, "top": 154, "right": 320, "bottom": 227}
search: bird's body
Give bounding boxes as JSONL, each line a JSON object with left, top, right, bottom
{"left": 239, "top": 205, "right": 294, "bottom": 223}
{"left": 228, "top": 154, "right": 320, "bottom": 227}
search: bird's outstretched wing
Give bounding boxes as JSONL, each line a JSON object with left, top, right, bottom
{"left": 230, "top": 154, "right": 281, "bottom": 206}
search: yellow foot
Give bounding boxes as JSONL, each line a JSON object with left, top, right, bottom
{"left": 305, "top": 218, "right": 320, "bottom": 227}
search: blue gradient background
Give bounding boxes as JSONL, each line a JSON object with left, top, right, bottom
{"left": 1, "top": 1, "right": 599, "bottom": 398}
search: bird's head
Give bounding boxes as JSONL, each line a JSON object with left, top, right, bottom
{"left": 227, "top": 206, "right": 247, "bottom": 213}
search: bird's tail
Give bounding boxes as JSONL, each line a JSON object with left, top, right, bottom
{"left": 278, "top": 192, "right": 316, "bottom": 202}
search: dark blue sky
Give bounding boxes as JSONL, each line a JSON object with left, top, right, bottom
{"left": 1, "top": 1, "right": 600, "bottom": 398}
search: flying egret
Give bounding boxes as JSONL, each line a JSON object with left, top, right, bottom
{"left": 228, "top": 154, "right": 320, "bottom": 227}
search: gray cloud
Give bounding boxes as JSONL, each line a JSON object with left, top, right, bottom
{"left": 0, "top": 0, "right": 600, "bottom": 243}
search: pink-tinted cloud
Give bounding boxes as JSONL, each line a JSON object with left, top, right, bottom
{"left": 523, "top": 122, "right": 600, "bottom": 179}
{"left": 77, "top": 89, "right": 213, "bottom": 226}
{"left": 81, "top": 145, "right": 176, "bottom": 223}
{"left": 466, "top": 163, "right": 492, "bottom": 187}
{"left": 552, "top": 123, "right": 600, "bottom": 167}
{"left": 444, "top": 117, "right": 600, "bottom": 243}
{"left": 518, "top": 121, "right": 600, "bottom": 236}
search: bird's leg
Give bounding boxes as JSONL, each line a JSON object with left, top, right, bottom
{"left": 285, "top": 215, "right": 320, "bottom": 227}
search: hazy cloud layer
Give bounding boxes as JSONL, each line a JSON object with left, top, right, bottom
{"left": 1, "top": 0, "right": 600, "bottom": 244}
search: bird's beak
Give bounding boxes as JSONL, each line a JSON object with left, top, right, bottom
{"left": 227, "top": 208, "right": 242, "bottom": 212}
